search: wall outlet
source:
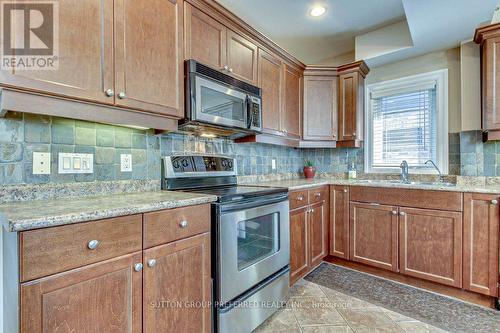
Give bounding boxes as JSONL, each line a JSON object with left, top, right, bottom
{"left": 121, "top": 154, "right": 132, "bottom": 172}
{"left": 271, "top": 158, "right": 277, "bottom": 170}
{"left": 33, "top": 152, "right": 51, "bottom": 175}
{"left": 58, "top": 153, "right": 93, "bottom": 174}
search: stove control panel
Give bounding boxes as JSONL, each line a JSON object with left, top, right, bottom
{"left": 163, "top": 155, "right": 236, "bottom": 177}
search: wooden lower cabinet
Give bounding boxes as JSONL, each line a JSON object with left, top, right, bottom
{"left": 350, "top": 202, "right": 399, "bottom": 272}
{"left": 463, "top": 193, "right": 500, "bottom": 297}
{"left": 309, "top": 200, "right": 329, "bottom": 268}
{"left": 330, "top": 186, "right": 349, "bottom": 259}
{"left": 290, "top": 206, "right": 309, "bottom": 284}
{"left": 143, "top": 233, "right": 211, "bottom": 333}
{"left": 20, "top": 252, "right": 143, "bottom": 333}
{"left": 399, "top": 208, "right": 463, "bottom": 288}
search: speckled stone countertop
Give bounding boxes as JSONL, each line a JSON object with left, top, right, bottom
{"left": 0, "top": 191, "right": 217, "bottom": 232}
{"left": 248, "top": 178, "right": 500, "bottom": 194}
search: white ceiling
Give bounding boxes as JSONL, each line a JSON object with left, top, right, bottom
{"left": 215, "top": 0, "right": 497, "bottom": 66}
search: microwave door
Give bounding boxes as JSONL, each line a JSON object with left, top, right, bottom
{"left": 194, "top": 76, "right": 248, "bottom": 129}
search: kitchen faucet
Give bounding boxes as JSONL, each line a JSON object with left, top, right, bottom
{"left": 400, "top": 160, "right": 410, "bottom": 184}
{"left": 425, "top": 160, "right": 444, "bottom": 183}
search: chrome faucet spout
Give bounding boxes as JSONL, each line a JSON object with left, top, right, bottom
{"left": 400, "top": 160, "right": 410, "bottom": 184}
{"left": 425, "top": 160, "right": 444, "bottom": 182}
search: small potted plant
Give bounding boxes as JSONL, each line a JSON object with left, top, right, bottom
{"left": 303, "top": 160, "right": 316, "bottom": 179}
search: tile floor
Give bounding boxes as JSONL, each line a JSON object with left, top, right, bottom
{"left": 253, "top": 279, "right": 449, "bottom": 333}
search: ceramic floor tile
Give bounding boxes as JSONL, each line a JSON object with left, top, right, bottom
{"left": 300, "top": 325, "right": 354, "bottom": 333}
{"left": 291, "top": 297, "right": 347, "bottom": 326}
{"left": 382, "top": 309, "right": 420, "bottom": 322}
{"left": 290, "top": 279, "right": 327, "bottom": 298}
{"left": 320, "top": 286, "right": 378, "bottom": 310}
{"left": 252, "top": 308, "right": 301, "bottom": 333}
{"left": 396, "top": 322, "right": 450, "bottom": 333}
{"left": 338, "top": 308, "right": 402, "bottom": 332}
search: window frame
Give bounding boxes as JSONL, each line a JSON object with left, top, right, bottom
{"left": 364, "top": 69, "right": 449, "bottom": 174}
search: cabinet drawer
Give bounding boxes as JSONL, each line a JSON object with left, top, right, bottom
{"left": 289, "top": 190, "right": 308, "bottom": 210}
{"left": 144, "top": 204, "right": 210, "bottom": 248}
{"left": 309, "top": 186, "right": 329, "bottom": 205}
{"left": 20, "top": 215, "right": 142, "bottom": 282}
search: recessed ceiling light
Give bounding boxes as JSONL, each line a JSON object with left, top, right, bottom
{"left": 310, "top": 6, "right": 326, "bottom": 17}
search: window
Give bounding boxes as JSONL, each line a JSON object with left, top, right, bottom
{"left": 365, "top": 69, "right": 448, "bottom": 174}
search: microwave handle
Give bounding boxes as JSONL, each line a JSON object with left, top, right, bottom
{"left": 246, "top": 95, "right": 252, "bottom": 129}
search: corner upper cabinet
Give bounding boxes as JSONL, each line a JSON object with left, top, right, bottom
{"left": 114, "top": 0, "right": 183, "bottom": 117}
{"left": 337, "top": 61, "right": 369, "bottom": 147}
{"left": 303, "top": 67, "right": 338, "bottom": 141}
{"left": 184, "top": 2, "right": 257, "bottom": 84}
{"left": 258, "top": 49, "right": 283, "bottom": 135}
{"left": 474, "top": 23, "right": 500, "bottom": 141}
{"left": 0, "top": 0, "right": 114, "bottom": 104}
{"left": 282, "top": 64, "right": 302, "bottom": 139}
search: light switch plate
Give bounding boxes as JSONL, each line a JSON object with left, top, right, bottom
{"left": 33, "top": 152, "right": 51, "bottom": 175}
{"left": 121, "top": 154, "right": 132, "bottom": 172}
{"left": 58, "top": 153, "right": 94, "bottom": 174}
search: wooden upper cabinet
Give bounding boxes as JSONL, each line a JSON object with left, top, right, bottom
{"left": 303, "top": 74, "right": 338, "bottom": 141}
{"left": 226, "top": 30, "right": 258, "bottom": 84}
{"left": 114, "top": 0, "right": 182, "bottom": 117}
{"left": 282, "top": 64, "right": 302, "bottom": 139}
{"left": 350, "top": 202, "right": 399, "bottom": 272}
{"left": 290, "top": 206, "right": 309, "bottom": 285}
{"left": 258, "top": 49, "right": 282, "bottom": 135}
{"left": 0, "top": 0, "right": 114, "bottom": 104}
{"left": 184, "top": 2, "right": 226, "bottom": 70}
{"left": 463, "top": 193, "right": 499, "bottom": 297}
{"left": 143, "top": 233, "right": 211, "bottom": 333}
{"left": 337, "top": 61, "right": 369, "bottom": 147}
{"left": 20, "top": 252, "right": 143, "bottom": 333}
{"left": 475, "top": 24, "right": 500, "bottom": 140}
{"left": 330, "top": 186, "right": 349, "bottom": 259}
{"left": 399, "top": 207, "right": 462, "bottom": 288}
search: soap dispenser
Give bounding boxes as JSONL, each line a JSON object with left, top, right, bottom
{"left": 348, "top": 162, "right": 357, "bottom": 179}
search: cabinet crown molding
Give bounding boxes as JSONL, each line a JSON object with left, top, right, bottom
{"left": 338, "top": 60, "right": 370, "bottom": 78}
{"left": 474, "top": 23, "right": 500, "bottom": 44}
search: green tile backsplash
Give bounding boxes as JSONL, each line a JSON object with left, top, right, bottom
{"left": 0, "top": 112, "right": 479, "bottom": 186}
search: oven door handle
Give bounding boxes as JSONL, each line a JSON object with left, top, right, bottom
{"left": 219, "top": 193, "right": 289, "bottom": 213}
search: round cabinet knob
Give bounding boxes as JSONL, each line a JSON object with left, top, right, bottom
{"left": 391, "top": 211, "right": 397, "bottom": 215}
{"left": 333, "top": 134, "right": 337, "bottom": 138}
{"left": 400, "top": 212, "right": 406, "bottom": 216}
{"left": 105, "top": 89, "right": 114, "bottom": 97}
{"left": 87, "top": 240, "right": 100, "bottom": 250}
{"left": 297, "top": 196, "right": 303, "bottom": 201}
{"left": 117, "top": 92, "right": 127, "bottom": 99}
{"left": 228, "top": 68, "right": 234, "bottom": 73}
{"left": 491, "top": 199, "right": 498, "bottom": 205}
{"left": 223, "top": 65, "right": 229, "bottom": 71}
{"left": 343, "top": 189, "right": 348, "bottom": 193}
{"left": 353, "top": 132, "right": 357, "bottom": 136}
{"left": 179, "top": 220, "right": 188, "bottom": 228}
{"left": 147, "top": 259, "right": 157, "bottom": 268}
{"left": 134, "top": 263, "right": 143, "bottom": 272}
{"left": 315, "top": 193, "right": 321, "bottom": 197}
{"left": 311, "top": 209, "right": 315, "bottom": 213}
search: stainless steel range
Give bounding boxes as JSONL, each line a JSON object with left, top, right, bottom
{"left": 162, "top": 154, "right": 290, "bottom": 333}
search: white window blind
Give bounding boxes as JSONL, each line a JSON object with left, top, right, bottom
{"left": 372, "top": 86, "right": 437, "bottom": 168}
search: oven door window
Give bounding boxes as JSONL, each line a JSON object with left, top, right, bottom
{"left": 195, "top": 76, "right": 248, "bottom": 128}
{"left": 237, "top": 212, "right": 280, "bottom": 271}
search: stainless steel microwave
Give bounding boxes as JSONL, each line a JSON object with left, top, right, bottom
{"left": 180, "top": 60, "right": 262, "bottom": 138}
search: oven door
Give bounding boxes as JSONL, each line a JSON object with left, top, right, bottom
{"left": 194, "top": 75, "right": 249, "bottom": 129}
{"left": 218, "top": 199, "right": 290, "bottom": 303}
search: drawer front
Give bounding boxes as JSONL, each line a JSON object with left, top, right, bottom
{"left": 144, "top": 204, "right": 210, "bottom": 248}
{"left": 20, "top": 215, "right": 142, "bottom": 282}
{"left": 289, "top": 190, "right": 308, "bottom": 210}
{"left": 349, "top": 186, "right": 463, "bottom": 212}
{"left": 309, "top": 186, "right": 329, "bottom": 205}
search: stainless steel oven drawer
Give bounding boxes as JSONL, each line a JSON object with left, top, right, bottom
{"left": 218, "top": 267, "right": 290, "bottom": 333}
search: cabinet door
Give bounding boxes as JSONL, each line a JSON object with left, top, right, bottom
{"left": 114, "top": 0, "right": 183, "bottom": 117}
{"left": 399, "top": 207, "right": 462, "bottom": 288}
{"left": 338, "top": 72, "right": 362, "bottom": 141}
{"left": 0, "top": 0, "right": 114, "bottom": 104}
{"left": 482, "top": 36, "right": 500, "bottom": 131}
{"left": 303, "top": 76, "right": 338, "bottom": 141}
{"left": 143, "top": 233, "right": 211, "bottom": 333}
{"left": 282, "top": 64, "right": 302, "bottom": 138}
{"left": 463, "top": 193, "right": 499, "bottom": 297}
{"left": 309, "top": 200, "right": 329, "bottom": 268}
{"left": 20, "top": 252, "right": 142, "bottom": 333}
{"left": 258, "top": 49, "right": 282, "bottom": 135}
{"left": 350, "top": 202, "right": 399, "bottom": 272}
{"left": 184, "top": 2, "right": 226, "bottom": 70}
{"left": 330, "top": 186, "right": 349, "bottom": 259}
{"left": 290, "top": 206, "right": 309, "bottom": 284}
{"left": 226, "top": 30, "right": 258, "bottom": 84}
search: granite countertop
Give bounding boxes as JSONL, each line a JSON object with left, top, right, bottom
{"left": 0, "top": 191, "right": 217, "bottom": 232}
{"left": 248, "top": 178, "right": 500, "bottom": 194}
